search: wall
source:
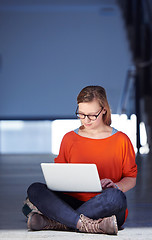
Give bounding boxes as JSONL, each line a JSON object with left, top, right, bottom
{"left": 0, "top": 0, "right": 132, "bottom": 119}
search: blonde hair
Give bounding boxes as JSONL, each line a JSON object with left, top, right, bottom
{"left": 77, "top": 85, "right": 111, "bottom": 126}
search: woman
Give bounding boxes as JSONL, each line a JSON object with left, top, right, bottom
{"left": 23, "top": 85, "right": 137, "bottom": 235}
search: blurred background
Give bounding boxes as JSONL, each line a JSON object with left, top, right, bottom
{"left": 0, "top": 0, "right": 151, "bottom": 154}
{"left": 0, "top": 0, "right": 152, "bottom": 232}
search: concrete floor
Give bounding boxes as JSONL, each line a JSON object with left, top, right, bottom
{"left": 0, "top": 153, "right": 152, "bottom": 239}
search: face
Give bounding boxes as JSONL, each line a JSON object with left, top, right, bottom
{"left": 78, "top": 99, "right": 106, "bottom": 130}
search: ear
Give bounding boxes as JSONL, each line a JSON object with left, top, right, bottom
{"left": 102, "top": 108, "right": 107, "bottom": 114}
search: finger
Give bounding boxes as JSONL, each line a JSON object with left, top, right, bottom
{"left": 106, "top": 182, "right": 114, "bottom": 188}
{"left": 101, "top": 180, "right": 112, "bottom": 188}
{"left": 101, "top": 178, "right": 110, "bottom": 184}
{"left": 101, "top": 179, "right": 109, "bottom": 187}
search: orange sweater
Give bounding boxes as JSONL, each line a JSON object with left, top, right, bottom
{"left": 54, "top": 130, "right": 137, "bottom": 202}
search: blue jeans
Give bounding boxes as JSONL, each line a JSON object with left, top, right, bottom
{"left": 27, "top": 182, "right": 127, "bottom": 229}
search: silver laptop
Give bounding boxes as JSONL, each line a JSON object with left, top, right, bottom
{"left": 41, "top": 163, "right": 102, "bottom": 192}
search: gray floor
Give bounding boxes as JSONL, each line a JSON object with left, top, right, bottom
{"left": 0, "top": 153, "right": 152, "bottom": 239}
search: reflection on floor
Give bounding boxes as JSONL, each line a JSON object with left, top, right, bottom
{"left": 0, "top": 153, "right": 152, "bottom": 230}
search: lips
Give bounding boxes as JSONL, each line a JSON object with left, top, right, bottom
{"left": 84, "top": 123, "right": 92, "bottom": 127}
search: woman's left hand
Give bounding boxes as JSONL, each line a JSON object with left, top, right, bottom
{"left": 100, "top": 178, "right": 116, "bottom": 190}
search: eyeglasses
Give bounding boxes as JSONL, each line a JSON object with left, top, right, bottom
{"left": 75, "top": 107, "right": 103, "bottom": 121}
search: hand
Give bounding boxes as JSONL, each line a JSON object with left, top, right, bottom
{"left": 100, "top": 178, "right": 116, "bottom": 190}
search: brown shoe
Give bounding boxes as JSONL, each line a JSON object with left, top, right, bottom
{"left": 78, "top": 214, "right": 118, "bottom": 235}
{"left": 27, "top": 212, "right": 69, "bottom": 231}
{"left": 23, "top": 198, "right": 42, "bottom": 217}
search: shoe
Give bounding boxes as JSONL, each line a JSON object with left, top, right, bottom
{"left": 22, "top": 197, "right": 42, "bottom": 217}
{"left": 27, "top": 212, "right": 69, "bottom": 231}
{"left": 78, "top": 214, "right": 118, "bottom": 235}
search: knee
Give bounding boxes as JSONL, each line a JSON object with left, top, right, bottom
{"left": 105, "top": 188, "right": 127, "bottom": 210}
{"left": 27, "top": 182, "right": 46, "bottom": 200}
{"left": 116, "top": 189, "right": 127, "bottom": 210}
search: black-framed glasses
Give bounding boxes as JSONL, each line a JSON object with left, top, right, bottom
{"left": 75, "top": 107, "right": 103, "bottom": 121}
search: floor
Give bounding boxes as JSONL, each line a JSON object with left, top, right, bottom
{"left": 0, "top": 153, "right": 152, "bottom": 239}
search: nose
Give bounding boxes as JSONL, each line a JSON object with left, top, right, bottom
{"left": 84, "top": 116, "right": 91, "bottom": 123}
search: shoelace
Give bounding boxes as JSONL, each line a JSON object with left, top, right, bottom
{"left": 44, "top": 217, "right": 68, "bottom": 231}
{"left": 79, "top": 214, "right": 104, "bottom": 233}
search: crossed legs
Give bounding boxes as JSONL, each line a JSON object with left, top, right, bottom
{"left": 27, "top": 182, "right": 127, "bottom": 230}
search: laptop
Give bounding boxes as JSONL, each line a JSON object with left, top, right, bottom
{"left": 41, "top": 163, "right": 102, "bottom": 192}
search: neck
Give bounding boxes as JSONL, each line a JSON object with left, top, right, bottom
{"left": 79, "top": 124, "right": 112, "bottom": 139}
